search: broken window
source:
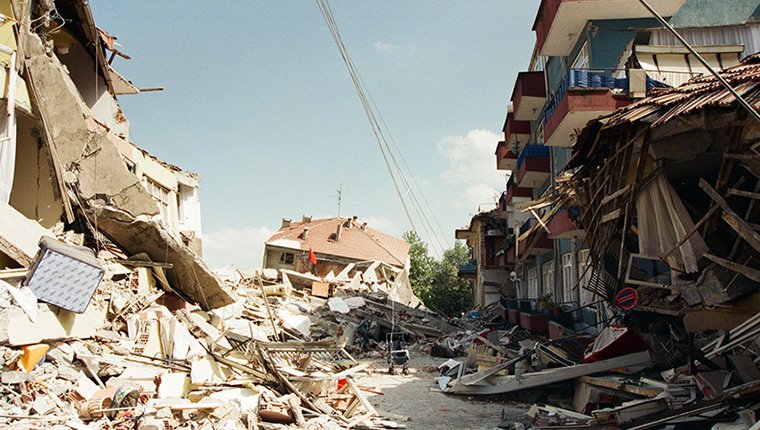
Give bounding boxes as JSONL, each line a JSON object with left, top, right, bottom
{"left": 125, "top": 159, "right": 136, "bottom": 174}
{"left": 625, "top": 254, "right": 672, "bottom": 287}
{"left": 144, "top": 178, "right": 170, "bottom": 224}
{"left": 280, "top": 252, "right": 294, "bottom": 265}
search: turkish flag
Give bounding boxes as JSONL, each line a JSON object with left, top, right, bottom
{"left": 308, "top": 248, "right": 318, "bottom": 265}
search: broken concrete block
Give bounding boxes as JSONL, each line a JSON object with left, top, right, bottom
{"left": 278, "top": 308, "right": 311, "bottom": 337}
{"left": 4, "top": 303, "right": 106, "bottom": 346}
{"left": 3, "top": 282, "right": 37, "bottom": 322}
{"left": 157, "top": 372, "right": 190, "bottom": 399}
{"left": 2, "top": 370, "right": 29, "bottom": 384}
{"left": 191, "top": 354, "right": 228, "bottom": 385}
{"left": 0, "top": 201, "right": 55, "bottom": 266}
{"left": 31, "top": 396, "right": 56, "bottom": 415}
{"left": 328, "top": 297, "right": 350, "bottom": 314}
{"left": 343, "top": 297, "right": 366, "bottom": 309}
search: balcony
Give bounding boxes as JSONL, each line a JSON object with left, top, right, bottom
{"left": 543, "top": 69, "right": 633, "bottom": 148}
{"left": 518, "top": 229, "right": 553, "bottom": 256}
{"left": 532, "top": 0, "right": 686, "bottom": 57}
{"left": 514, "top": 144, "right": 551, "bottom": 188}
{"left": 505, "top": 174, "right": 533, "bottom": 205}
{"left": 496, "top": 140, "right": 519, "bottom": 171}
{"left": 503, "top": 112, "right": 531, "bottom": 152}
{"left": 547, "top": 207, "right": 585, "bottom": 240}
{"left": 511, "top": 71, "right": 547, "bottom": 121}
{"left": 458, "top": 260, "right": 477, "bottom": 279}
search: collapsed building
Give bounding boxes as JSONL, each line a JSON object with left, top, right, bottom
{"left": 563, "top": 54, "right": 760, "bottom": 331}
{"left": 0, "top": 0, "right": 233, "bottom": 310}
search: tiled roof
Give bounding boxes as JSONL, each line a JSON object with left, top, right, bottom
{"left": 265, "top": 217, "right": 410, "bottom": 267}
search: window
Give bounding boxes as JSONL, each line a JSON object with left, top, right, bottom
{"left": 125, "top": 160, "right": 136, "bottom": 174}
{"left": 279, "top": 252, "right": 294, "bottom": 265}
{"left": 527, "top": 267, "right": 539, "bottom": 299}
{"left": 542, "top": 261, "right": 555, "bottom": 298}
{"left": 578, "top": 249, "right": 595, "bottom": 306}
{"left": 144, "top": 178, "right": 170, "bottom": 224}
{"left": 572, "top": 41, "right": 589, "bottom": 70}
{"left": 562, "top": 253, "right": 574, "bottom": 303}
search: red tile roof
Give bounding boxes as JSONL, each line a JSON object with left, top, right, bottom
{"left": 265, "top": 217, "right": 410, "bottom": 267}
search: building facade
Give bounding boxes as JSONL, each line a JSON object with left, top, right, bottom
{"left": 463, "top": 0, "right": 760, "bottom": 333}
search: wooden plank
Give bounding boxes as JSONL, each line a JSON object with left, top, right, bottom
{"left": 578, "top": 375, "right": 663, "bottom": 398}
{"left": 721, "top": 211, "right": 760, "bottom": 254}
{"left": 703, "top": 253, "right": 760, "bottom": 283}
{"left": 700, "top": 179, "right": 760, "bottom": 253}
{"left": 346, "top": 378, "right": 377, "bottom": 418}
{"left": 600, "top": 185, "right": 632, "bottom": 206}
{"left": 662, "top": 205, "right": 719, "bottom": 258}
{"left": 728, "top": 188, "right": 760, "bottom": 200}
{"left": 601, "top": 209, "right": 622, "bottom": 224}
{"left": 459, "top": 349, "right": 533, "bottom": 386}
{"left": 447, "top": 351, "right": 651, "bottom": 395}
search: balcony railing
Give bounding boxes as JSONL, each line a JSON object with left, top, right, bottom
{"left": 543, "top": 68, "right": 669, "bottom": 125}
{"left": 515, "top": 144, "right": 551, "bottom": 173}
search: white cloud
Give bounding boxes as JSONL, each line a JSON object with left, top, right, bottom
{"left": 373, "top": 41, "right": 405, "bottom": 54}
{"left": 362, "top": 215, "right": 398, "bottom": 235}
{"left": 437, "top": 129, "right": 506, "bottom": 212}
{"left": 437, "top": 129, "right": 503, "bottom": 185}
{"left": 202, "top": 226, "right": 273, "bottom": 271}
{"left": 464, "top": 183, "right": 501, "bottom": 210}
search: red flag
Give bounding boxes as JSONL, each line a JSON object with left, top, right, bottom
{"left": 308, "top": 248, "right": 318, "bottom": 265}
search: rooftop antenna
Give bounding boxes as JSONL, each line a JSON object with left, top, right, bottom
{"left": 336, "top": 183, "right": 343, "bottom": 217}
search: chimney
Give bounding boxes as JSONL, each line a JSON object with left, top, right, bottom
{"left": 335, "top": 223, "right": 343, "bottom": 241}
{"left": 361, "top": 222, "right": 368, "bottom": 231}
{"left": 281, "top": 218, "right": 292, "bottom": 228}
{"left": 302, "top": 215, "right": 312, "bottom": 224}
{"left": 301, "top": 227, "right": 309, "bottom": 240}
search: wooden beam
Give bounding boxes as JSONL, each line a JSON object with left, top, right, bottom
{"left": 601, "top": 209, "right": 622, "bottom": 224}
{"left": 577, "top": 375, "right": 663, "bottom": 398}
{"left": 700, "top": 179, "right": 760, "bottom": 253}
{"left": 721, "top": 211, "right": 760, "bottom": 254}
{"left": 728, "top": 188, "right": 760, "bottom": 200}
{"left": 600, "top": 185, "right": 632, "bottom": 206}
{"left": 703, "top": 253, "right": 760, "bottom": 283}
{"left": 662, "top": 205, "right": 718, "bottom": 258}
{"left": 446, "top": 351, "right": 651, "bottom": 395}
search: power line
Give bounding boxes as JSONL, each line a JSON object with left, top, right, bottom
{"left": 316, "top": 0, "right": 448, "bottom": 254}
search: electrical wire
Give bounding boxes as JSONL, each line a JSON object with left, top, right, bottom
{"left": 316, "top": 0, "right": 448, "bottom": 255}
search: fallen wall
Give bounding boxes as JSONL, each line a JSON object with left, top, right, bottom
{"left": 19, "top": 28, "right": 235, "bottom": 309}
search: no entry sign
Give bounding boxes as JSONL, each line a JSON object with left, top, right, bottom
{"left": 615, "top": 287, "right": 638, "bottom": 311}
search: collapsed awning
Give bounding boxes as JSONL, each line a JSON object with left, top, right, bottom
{"left": 635, "top": 44, "right": 743, "bottom": 88}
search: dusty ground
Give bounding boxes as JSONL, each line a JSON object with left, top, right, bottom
{"left": 354, "top": 354, "right": 531, "bottom": 429}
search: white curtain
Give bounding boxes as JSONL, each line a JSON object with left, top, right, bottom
{"left": 636, "top": 174, "right": 709, "bottom": 273}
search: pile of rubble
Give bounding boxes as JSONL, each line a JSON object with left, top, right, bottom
{"left": 0, "top": 230, "right": 453, "bottom": 430}
{"left": 432, "top": 305, "right": 760, "bottom": 429}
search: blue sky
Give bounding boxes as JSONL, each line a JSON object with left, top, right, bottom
{"left": 90, "top": 2, "right": 538, "bottom": 269}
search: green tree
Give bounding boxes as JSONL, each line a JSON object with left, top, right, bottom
{"left": 403, "top": 230, "right": 434, "bottom": 301}
{"left": 404, "top": 232, "right": 474, "bottom": 317}
{"left": 427, "top": 241, "right": 473, "bottom": 317}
